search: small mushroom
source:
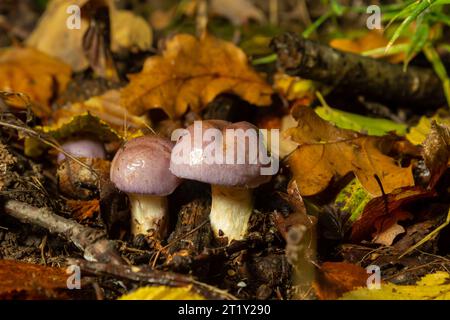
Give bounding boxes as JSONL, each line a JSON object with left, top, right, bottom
{"left": 56, "top": 138, "right": 109, "bottom": 199}
{"left": 110, "top": 135, "right": 182, "bottom": 238}
{"left": 57, "top": 138, "right": 106, "bottom": 163}
{"left": 170, "top": 120, "right": 272, "bottom": 242}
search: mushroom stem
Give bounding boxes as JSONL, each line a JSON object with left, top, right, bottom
{"left": 210, "top": 185, "right": 253, "bottom": 242}
{"left": 128, "top": 194, "right": 168, "bottom": 238}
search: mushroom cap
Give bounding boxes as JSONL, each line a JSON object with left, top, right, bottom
{"left": 170, "top": 120, "right": 272, "bottom": 188}
{"left": 110, "top": 135, "right": 182, "bottom": 195}
{"left": 57, "top": 139, "right": 106, "bottom": 162}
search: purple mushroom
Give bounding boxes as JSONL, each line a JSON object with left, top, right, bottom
{"left": 57, "top": 138, "right": 106, "bottom": 163}
{"left": 170, "top": 120, "right": 272, "bottom": 242}
{"left": 110, "top": 135, "right": 182, "bottom": 238}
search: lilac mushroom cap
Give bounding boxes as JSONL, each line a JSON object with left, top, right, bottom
{"left": 57, "top": 139, "right": 106, "bottom": 163}
{"left": 170, "top": 120, "right": 271, "bottom": 188}
{"left": 111, "top": 135, "right": 182, "bottom": 196}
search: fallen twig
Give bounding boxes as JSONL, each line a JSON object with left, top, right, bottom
{"left": 69, "top": 258, "right": 237, "bottom": 300}
{"left": 3, "top": 200, "right": 125, "bottom": 265}
{"left": 271, "top": 32, "right": 446, "bottom": 108}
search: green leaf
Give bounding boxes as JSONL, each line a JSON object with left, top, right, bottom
{"left": 335, "top": 179, "right": 373, "bottom": 222}
{"left": 406, "top": 109, "right": 450, "bottom": 144}
{"left": 315, "top": 106, "right": 407, "bottom": 136}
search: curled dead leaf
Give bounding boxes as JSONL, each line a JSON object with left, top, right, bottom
{"left": 350, "top": 186, "right": 436, "bottom": 243}
{"left": 313, "top": 262, "right": 369, "bottom": 300}
{"left": 0, "top": 47, "right": 71, "bottom": 117}
{"left": 286, "top": 103, "right": 415, "bottom": 197}
{"left": 121, "top": 33, "right": 273, "bottom": 118}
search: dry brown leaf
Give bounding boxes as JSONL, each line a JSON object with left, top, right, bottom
{"left": 27, "top": 0, "right": 151, "bottom": 72}
{"left": 286, "top": 103, "right": 415, "bottom": 197}
{"left": 421, "top": 121, "right": 450, "bottom": 189}
{"left": 350, "top": 187, "right": 436, "bottom": 243}
{"left": 0, "top": 47, "right": 71, "bottom": 117}
{"left": 313, "top": 262, "right": 368, "bottom": 300}
{"left": 121, "top": 33, "right": 273, "bottom": 118}
{"left": 0, "top": 260, "right": 79, "bottom": 299}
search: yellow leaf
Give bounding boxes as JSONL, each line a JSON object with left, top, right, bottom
{"left": 330, "top": 30, "right": 406, "bottom": 64}
{"left": 121, "top": 33, "right": 273, "bottom": 118}
{"left": 287, "top": 104, "right": 414, "bottom": 197}
{"left": 54, "top": 89, "right": 149, "bottom": 132}
{"left": 24, "top": 112, "right": 122, "bottom": 157}
{"left": 119, "top": 285, "right": 205, "bottom": 300}
{"left": 341, "top": 272, "right": 450, "bottom": 300}
{"left": 27, "top": 0, "right": 152, "bottom": 72}
{"left": 406, "top": 109, "right": 450, "bottom": 145}
{"left": 0, "top": 47, "right": 71, "bottom": 117}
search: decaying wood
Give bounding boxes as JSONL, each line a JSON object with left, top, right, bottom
{"left": 271, "top": 32, "right": 446, "bottom": 108}
{"left": 3, "top": 200, "right": 125, "bottom": 265}
{"left": 167, "top": 199, "right": 212, "bottom": 256}
{"left": 70, "top": 258, "right": 237, "bottom": 300}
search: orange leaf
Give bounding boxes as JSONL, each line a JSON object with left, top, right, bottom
{"left": 66, "top": 199, "right": 100, "bottom": 221}
{"left": 121, "top": 33, "right": 273, "bottom": 118}
{"left": 330, "top": 31, "right": 406, "bottom": 64}
{"left": 0, "top": 260, "right": 78, "bottom": 299}
{"left": 0, "top": 47, "right": 71, "bottom": 117}
{"left": 313, "top": 262, "right": 368, "bottom": 300}
{"left": 286, "top": 103, "right": 415, "bottom": 196}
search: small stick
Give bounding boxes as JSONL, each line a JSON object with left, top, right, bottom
{"left": 3, "top": 200, "right": 125, "bottom": 265}
{"left": 70, "top": 258, "right": 237, "bottom": 300}
{"left": 271, "top": 32, "right": 446, "bottom": 108}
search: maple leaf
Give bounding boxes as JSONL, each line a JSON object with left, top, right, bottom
{"left": 121, "top": 33, "right": 273, "bottom": 118}
{"left": 286, "top": 103, "right": 415, "bottom": 197}
{"left": 0, "top": 47, "right": 71, "bottom": 117}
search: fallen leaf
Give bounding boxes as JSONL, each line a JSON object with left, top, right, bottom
{"left": 119, "top": 285, "right": 205, "bottom": 300}
{"left": 313, "top": 262, "right": 368, "bottom": 300}
{"left": 24, "top": 112, "right": 122, "bottom": 157}
{"left": 406, "top": 109, "right": 450, "bottom": 145}
{"left": 53, "top": 90, "right": 148, "bottom": 131}
{"left": 341, "top": 271, "right": 450, "bottom": 300}
{"left": 121, "top": 33, "right": 273, "bottom": 118}
{"left": 315, "top": 105, "right": 407, "bottom": 136}
{"left": 372, "top": 222, "right": 406, "bottom": 246}
{"left": 0, "top": 260, "right": 79, "bottom": 299}
{"left": 330, "top": 31, "right": 406, "bottom": 64}
{"left": 334, "top": 178, "right": 373, "bottom": 223}
{"left": 350, "top": 187, "right": 436, "bottom": 243}
{"left": 27, "top": 0, "right": 151, "bottom": 72}
{"left": 0, "top": 47, "right": 71, "bottom": 117}
{"left": 273, "top": 72, "right": 316, "bottom": 103}
{"left": 286, "top": 103, "right": 415, "bottom": 197}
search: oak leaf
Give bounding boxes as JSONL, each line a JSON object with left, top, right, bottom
{"left": 286, "top": 104, "right": 415, "bottom": 196}
{"left": 121, "top": 33, "right": 273, "bottom": 118}
{"left": 0, "top": 47, "right": 71, "bottom": 117}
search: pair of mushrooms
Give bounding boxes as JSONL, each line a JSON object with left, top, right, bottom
{"left": 60, "top": 120, "right": 271, "bottom": 242}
